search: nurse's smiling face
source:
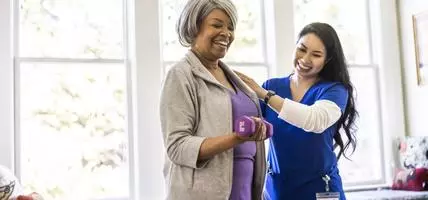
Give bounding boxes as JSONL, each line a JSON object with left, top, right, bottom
{"left": 293, "top": 33, "right": 327, "bottom": 79}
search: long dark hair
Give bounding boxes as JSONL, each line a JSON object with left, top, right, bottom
{"left": 297, "top": 22, "right": 358, "bottom": 160}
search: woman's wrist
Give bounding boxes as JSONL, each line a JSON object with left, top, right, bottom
{"left": 232, "top": 133, "right": 246, "bottom": 144}
{"left": 257, "top": 89, "right": 268, "bottom": 100}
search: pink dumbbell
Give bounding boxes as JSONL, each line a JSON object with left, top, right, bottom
{"left": 234, "top": 116, "right": 273, "bottom": 138}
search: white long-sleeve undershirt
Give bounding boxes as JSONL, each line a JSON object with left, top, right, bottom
{"left": 278, "top": 99, "right": 342, "bottom": 133}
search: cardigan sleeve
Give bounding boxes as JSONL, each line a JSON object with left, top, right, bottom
{"left": 160, "top": 67, "right": 208, "bottom": 168}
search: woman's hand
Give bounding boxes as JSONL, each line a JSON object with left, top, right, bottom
{"left": 234, "top": 117, "right": 267, "bottom": 142}
{"left": 234, "top": 70, "right": 267, "bottom": 99}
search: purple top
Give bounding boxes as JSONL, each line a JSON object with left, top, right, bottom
{"left": 229, "top": 85, "right": 258, "bottom": 200}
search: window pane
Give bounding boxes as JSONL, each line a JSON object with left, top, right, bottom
{"left": 161, "top": 0, "right": 187, "bottom": 62}
{"left": 19, "top": 0, "right": 123, "bottom": 59}
{"left": 161, "top": 0, "right": 265, "bottom": 63}
{"left": 339, "top": 67, "right": 383, "bottom": 185}
{"left": 294, "top": 0, "right": 371, "bottom": 64}
{"left": 18, "top": 63, "right": 129, "bottom": 200}
{"left": 224, "top": 0, "right": 264, "bottom": 63}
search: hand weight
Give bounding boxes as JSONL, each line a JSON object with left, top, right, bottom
{"left": 234, "top": 116, "right": 273, "bottom": 138}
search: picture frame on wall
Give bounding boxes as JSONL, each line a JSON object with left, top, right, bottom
{"left": 412, "top": 10, "right": 428, "bottom": 86}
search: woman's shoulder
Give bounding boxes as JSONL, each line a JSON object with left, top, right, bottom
{"left": 168, "top": 57, "right": 193, "bottom": 74}
{"left": 163, "top": 57, "right": 196, "bottom": 84}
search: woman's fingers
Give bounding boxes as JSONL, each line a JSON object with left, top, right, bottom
{"left": 251, "top": 117, "right": 267, "bottom": 141}
{"left": 234, "top": 70, "right": 252, "bottom": 82}
{"left": 235, "top": 117, "right": 268, "bottom": 142}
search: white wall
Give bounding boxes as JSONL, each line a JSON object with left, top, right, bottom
{"left": 398, "top": 0, "right": 428, "bottom": 136}
{"left": 0, "top": 0, "right": 14, "bottom": 170}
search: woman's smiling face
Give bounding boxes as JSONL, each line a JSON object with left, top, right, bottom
{"left": 192, "top": 9, "right": 235, "bottom": 61}
{"left": 293, "top": 33, "right": 327, "bottom": 78}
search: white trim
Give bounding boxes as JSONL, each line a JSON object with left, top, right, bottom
{"left": 266, "top": 0, "right": 295, "bottom": 77}
{"left": 372, "top": 0, "right": 406, "bottom": 185}
{"left": 127, "top": 0, "right": 165, "bottom": 199}
{"left": 12, "top": 0, "right": 20, "bottom": 178}
{"left": 259, "top": 0, "right": 270, "bottom": 76}
{"left": 123, "top": 0, "right": 135, "bottom": 199}
{"left": 348, "top": 64, "right": 379, "bottom": 68}
{"left": 365, "top": 0, "right": 375, "bottom": 64}
{"left": 0, "top": 0, "right": 14, "bottom": 171}
{"left": 344, "top": 183, "right": 390, "bottom": 192}
{"left": 368, "top": 0, "right": 380, "bottom": 65}
{"left": 13, "top": 0, "right": 19, "bottom": 58}
{"left": 13, "top": 59, "right": 22, "bottom": 179}
{"left": 374, "top": 65, "right": 387, "bottom": 185}
{"left": 16, "top": 57, "right": 124, "bottom": 64}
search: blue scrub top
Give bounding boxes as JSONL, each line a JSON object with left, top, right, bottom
{"left": 261, "top": 75, "right": 348, "bottom": 200}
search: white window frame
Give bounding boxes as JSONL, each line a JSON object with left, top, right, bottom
{"left": 341, "top": 0, "right": 406, "bottom": 190}
{"left": 361, "top": 0, "right": 406, "bottom": 190}
{"left": 0, "top": 0, "right": 406, "bottom": 199}
{"left": 337, "top": 0, "right": 386, "bottom": 187}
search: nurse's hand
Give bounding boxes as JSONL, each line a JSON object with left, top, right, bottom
{"left": 234, "top": 70, "right": 267, "bottom": 99}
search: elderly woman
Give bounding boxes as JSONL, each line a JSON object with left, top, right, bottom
{"left": 159, "top": 0, "right": 268, "bottom": 199}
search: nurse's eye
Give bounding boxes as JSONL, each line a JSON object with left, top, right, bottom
{"left": 297, "top": 47, "right": 306, "bottom": 53}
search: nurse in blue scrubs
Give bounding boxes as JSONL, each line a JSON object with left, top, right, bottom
{"left": 235, "top": 22, "right": 358, "bottom": 200}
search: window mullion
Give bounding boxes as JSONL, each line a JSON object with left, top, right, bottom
{"left": 348, "top": 64, "right": 378, "bottom": 68}
{"left": 366, "top": 0, "right": 375, "bottom": 64}
{"left": 16, "top": 57, "right": 125, "bottom": 64}
{"left": 259, "top": 0, "right": 270, "bottom": 76}
{"left": 129, "top": 0, "right": 165, "bottom": 199}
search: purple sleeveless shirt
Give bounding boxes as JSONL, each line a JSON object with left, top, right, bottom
{"left": 229, "top": 85, "right": 258, "bottom": 200}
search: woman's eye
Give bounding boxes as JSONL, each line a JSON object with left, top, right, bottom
{"left": 313, "top": 54, "right": 322, "bottom": 58}
{"left": 212, "top": 24, "right": 222, "bottom": 28}
{"left": 297, "top": 48, "right": 306, "bottom": 52}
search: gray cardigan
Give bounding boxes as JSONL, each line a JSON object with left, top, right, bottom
{"left": 160, "top": 50, "right": 266, "bottom": 200}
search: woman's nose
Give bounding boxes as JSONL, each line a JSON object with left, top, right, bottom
{"left": 220, "top": 32, "right": 230, "bottom": 38}
{"left": 220, "top": 29, "right": 232, "bottom": 38}
{"left": 301, "top": 53, "right": 311, "bottom": 63}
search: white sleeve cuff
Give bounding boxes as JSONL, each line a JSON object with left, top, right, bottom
{"left": 278, "top": 99, "right": 342, "bottom": 133}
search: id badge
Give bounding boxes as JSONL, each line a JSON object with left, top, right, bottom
{"left": 316, "top": 175, "right": 340, "bottom": 200}
{"left": 316, "top": 192, "right": 340, "bottom": 200}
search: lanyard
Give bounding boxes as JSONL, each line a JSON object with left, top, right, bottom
{"left": 322, "top": 174, "right": 331, "bottom": 192}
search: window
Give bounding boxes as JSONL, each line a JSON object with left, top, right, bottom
{"left": 161, "top": 0, "right": 270, "bottom": 84}
{"left": 294, "top": 0, "right": 384, "bottom": 187}
{"left": 15, "top": 0, "right": 129, "bottom": 199}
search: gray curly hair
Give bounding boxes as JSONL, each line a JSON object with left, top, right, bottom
{"left": 176, "top": 0, "right": 238, "bottom": 47}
